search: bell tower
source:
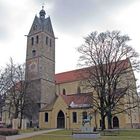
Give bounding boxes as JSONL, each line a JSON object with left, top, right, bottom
{"left": 25, "top": 6, "right": 56, "bottom": 116}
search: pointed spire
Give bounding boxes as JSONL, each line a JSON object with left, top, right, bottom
{"left": 39, "top": 6, "right": 46, "bottom": 19}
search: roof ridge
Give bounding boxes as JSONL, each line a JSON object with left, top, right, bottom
{"left": 55, "top": 58, "right": 129, "bottom": 75}
{"left": 55, "top": 67, "right": 84, "bottom": 75}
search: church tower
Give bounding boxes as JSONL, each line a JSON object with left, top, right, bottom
{"left": 25, "top": 7, "right": 56, "bottom": 113}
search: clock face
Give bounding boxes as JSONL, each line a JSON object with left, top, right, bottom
{"left": 27, "top": 58, "right": 38, "bottom": 80}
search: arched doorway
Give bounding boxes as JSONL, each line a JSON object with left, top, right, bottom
{"left": 57, "top": 110, "right": 65, "bottom": 128}
{"left": 113, "top": 116, "right": 119, "bottom": 128}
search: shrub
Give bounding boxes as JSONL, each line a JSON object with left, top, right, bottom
{"left": 0, "top": 128, "right": 18, "bottom": 136}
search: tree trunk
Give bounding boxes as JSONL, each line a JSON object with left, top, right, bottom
{"left": 101, "top": 105, "right": 106, "bottom": 130}
{"left": 101, "top": 115, "right": 106, "bottom": 130}
{"left": 107, "top": 110, "right": 112, "bottom": 129}
{"left": 14, "top": 107, "right": 19, "bottom": 119}
{"left": 100, "top": 94, "right": 106, "bottom": 130}
{"left": 19, "top": 111, "right": 23, "bottom": 129}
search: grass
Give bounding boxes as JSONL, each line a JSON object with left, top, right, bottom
{"left": 19, "top": 129, "right": 140, "bottom": 140}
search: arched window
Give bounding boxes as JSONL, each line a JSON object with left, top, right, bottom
{"left": 62, "top": 89, "right": 66, "bottom": 95}
{"left": 46, "top": 36, "right": 48, "bottom": 45}
{"left": 31, "top": 37, "right": 34, "bottom": 45}
{"left": 36, "top": 35, "right": 39, "bottom": 44}
{"left": 32, "top": 50, "right": 36, "bottom": 57}
{"left": 57, "top": 110, "right": 65, "bottom": 128}
{"left": 113, "top": 116, "right": 119, "bottom": 128}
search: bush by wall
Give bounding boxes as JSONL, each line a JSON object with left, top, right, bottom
{"left": 0, "top": 128, "right": 18, "bottom": 136}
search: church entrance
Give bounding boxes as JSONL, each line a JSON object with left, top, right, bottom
{"left": 113, "top": 116, "right": 119, "bottom": 128}
{"left": 57, "top": 110, "right": 65, "bottom": 128}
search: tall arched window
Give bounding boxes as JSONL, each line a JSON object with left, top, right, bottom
{"left": 36, "top": 35, "right": 39, "bottom": 44}
{"left": 57, "top": 110, "right": 65, "bottom": 128}
{"left": 113, "top": 116, "right": 119, "bottom": 128}
{"left": 31, "top": 37, "right": 34, "bottom": 45}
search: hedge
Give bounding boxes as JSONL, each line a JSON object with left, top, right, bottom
{"left": 0, "top": 128, "right": 18, "bottom": 136}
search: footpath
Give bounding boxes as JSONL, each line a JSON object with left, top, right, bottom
{"left": 6, "top": 129, "right": 60, "bottom": 140}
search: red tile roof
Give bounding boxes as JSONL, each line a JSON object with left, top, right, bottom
{"left": 55, "top": 58, "right": 130, "bottom": 84}
{"left": 60, "top": 93, "right": 93, "bottom": 107}
{"left": 40, "top": 93, "right": 93, "bottom": 111}
{"left": 55, "top": 69, "right": 84, "bottom": 84}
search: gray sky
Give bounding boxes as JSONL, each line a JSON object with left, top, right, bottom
{"left": 0, "top": 0, "right": 140, "bottom": 77}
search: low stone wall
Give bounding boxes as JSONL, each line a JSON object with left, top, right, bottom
{"left": 72, "top": 132, "right": 100, "bottom": 139}
{"left": 126, "top": 123, "right": 140, "bottom": 129}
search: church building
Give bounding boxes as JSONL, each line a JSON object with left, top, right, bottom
{"left": 25, "top": 7, "right": 140, "bottom": 129}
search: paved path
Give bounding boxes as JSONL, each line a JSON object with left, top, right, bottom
{"left": 6, "top": 129, "right": 61, "bottom": 140}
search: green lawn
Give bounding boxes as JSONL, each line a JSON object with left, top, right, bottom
{"left": 19, "top": 129, "right": 140, "bottom": 140}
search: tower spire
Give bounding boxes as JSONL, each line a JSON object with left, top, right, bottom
{"left": 39, "top": 5, "right": 46, "bottom": 19}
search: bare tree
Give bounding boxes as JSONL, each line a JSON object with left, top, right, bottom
{"left": 0, "top": 65, "right": 14, "bottom": 117}
{"left": 77, "top": 31, "right": 140, "bottom": 130}
{"left": 0, "top": 59, "right": 26, "bottom": 128}
{"left": 0, "top": 58, "right": 36, "bottom": 128}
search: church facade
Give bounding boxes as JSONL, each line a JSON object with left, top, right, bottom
{"left": 24, "top": 8, "right": 140, "bottom": 129}
{"left": 39, "top": 66, "right": 140, "bottom": 129}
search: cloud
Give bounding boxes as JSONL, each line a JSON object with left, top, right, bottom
{"left": 0, "top": 0, "right": 139, "bottom": 40}
{"left": 0, "top": 0, "right": 37, "bottom": 41}
{"left": 0, "top": 26, "right": 10, "bottom": 41}
{"left": 0, "top": 2, "right": 11, "bottom": 41}
{"left": 44, "top": 0, "right": 138, "bottom": 35}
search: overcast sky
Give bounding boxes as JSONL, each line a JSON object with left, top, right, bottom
{"left": 0, "top": 0, "right": 140, "bottom": 76}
